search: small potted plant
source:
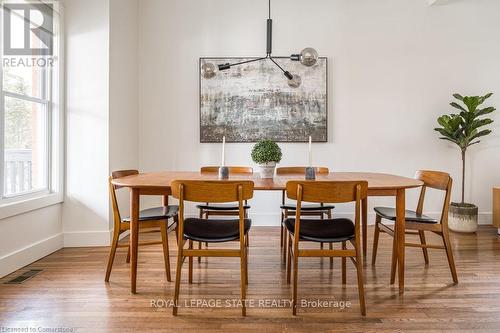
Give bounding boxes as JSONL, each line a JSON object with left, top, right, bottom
{"left": 251, "top": 139, "right": 282, "bottom": 178}
{"left": 434, "top": 93, "right": 495, "bottom": 233}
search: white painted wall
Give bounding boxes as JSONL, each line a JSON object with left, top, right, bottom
{"left": 109, "top": 0, "right": 139, "bottom": 227}
{"left": 138, "top": 0, "right": 500, "bottom": 225}
{"left": 62, "top": 0, "right": 111, "bottom": 245}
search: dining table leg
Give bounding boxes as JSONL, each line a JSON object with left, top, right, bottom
{"left": 395, "top": 188, "right": 406, "bottom": 295}
{"left": 130, "top": 188, "right": 140, "bottom": 294}
{"left": 362, "top": 197, "right": 368, "bottom": 259}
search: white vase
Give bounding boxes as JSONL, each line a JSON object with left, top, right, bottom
{"left": 259, "top": 162, "right": 276, "bottom": 179}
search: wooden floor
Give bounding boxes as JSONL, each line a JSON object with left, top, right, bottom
{"left": 1, "top": 226, "right": 500, "bottom": 332}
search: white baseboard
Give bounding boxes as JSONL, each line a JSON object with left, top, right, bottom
{"left": 0, "top": 233, "right": 63, "bottom": 278}
{"left": 63, "top": 230, "right": 112, "bottom": 247}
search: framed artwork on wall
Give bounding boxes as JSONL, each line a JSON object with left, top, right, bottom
{"left": 199, "top": 57, "right": 328, "bottom": 143}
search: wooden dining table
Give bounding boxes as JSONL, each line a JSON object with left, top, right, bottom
{"left": 112, "top": 171, "right": 423, "bottom": 295}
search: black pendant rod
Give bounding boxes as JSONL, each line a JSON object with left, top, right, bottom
{"left": 266, "top": 0, "right": 272, "bottom": 55}
{"left": 270, "top": 57, "right": 293, "bottom": 80}
{"left": 218, "top": 0, "right": 293, "bottom": 81}
{"left": 218, "top": 57, "right": 267, "bottom": 70}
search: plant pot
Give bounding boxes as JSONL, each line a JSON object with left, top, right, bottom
{"left": 258, "top": 162, "right": 276, "bottom": 179}
{"left": 448, "top": 202, "right": 478, "bottom": 233}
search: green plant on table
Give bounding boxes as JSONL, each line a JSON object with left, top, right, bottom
{"left": 251, "top": 139, "right": 282, "bottom": 164}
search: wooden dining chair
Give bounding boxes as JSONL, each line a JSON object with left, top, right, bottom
{"left": 105, "top": 170, "right": 178, "bottom": 282}
{"left": 285, "top": 180, "right": 367, "bottom": 315}
{"left": 277, "top": 167, "right": 335, "bottom": 263}
{"left": 195, "top": 166, "right": 253, "bottom": 260}
{"left": 371, "top": 170, "right": 458, "bottom": 284}
{"left": 171, "top": 180, "right": 254, "bottom": 316}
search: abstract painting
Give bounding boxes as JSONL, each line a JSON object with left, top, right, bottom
{"left": 199, "top": 57, "right": 327, "bottom": 142}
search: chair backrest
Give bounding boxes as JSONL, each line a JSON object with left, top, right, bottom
{"left": 109, "top": 169, "right": 139, "bottom": 226}
{"left": 171, "top": 180, "right": 254, "bottom": 244}
{"left": 276, "top": 166, "right": 329, "bottom": 175}
{"left": 286, "top": 180, "right": 367, "bottom": 243}
{"left": 286, "top": 180, "right": 368, "bottom": 203}
{"left": 171, "top": 180, "right": 254, "bottom": 203}
{"left": 111, "top": 169, "right": 139, "bottom": 189}
{"left": 414, "top": 170, "right": 452, "bottom": 226}
{"left": 200, "top": 166, "right": 253, "bottom": 174}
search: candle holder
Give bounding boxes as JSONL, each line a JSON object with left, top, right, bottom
{"left": 218, "top": 166, "right": 229, "bottom": 179}
{"left": 305, "top": 167, "right": 316, "bottom": 180}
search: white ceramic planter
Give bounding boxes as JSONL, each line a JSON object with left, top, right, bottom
{"left": 258, "top": 162, "right": 276, "bottom": 179}
{"left": 448, "top": 203, "right": 478, "bottom": 233}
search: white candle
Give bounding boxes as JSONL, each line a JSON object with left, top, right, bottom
{"left": 221, "top": 136, "right": 226, "bottom": 166}
{"left": 308, "top": 136, "right": 312, "bottom": 167}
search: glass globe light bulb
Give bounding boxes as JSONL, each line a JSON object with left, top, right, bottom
{"left": 300, "top": 48, "right": 318, "bottom": 67}
{"left": 288, "top": 74, "right": 302, "bottom": 88}
{"left": 201, "top": 62, "right": 217, "bottom": 79}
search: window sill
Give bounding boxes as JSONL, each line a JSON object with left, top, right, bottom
{"left": 0, "top": 192, "right": 63, "bottom": 220}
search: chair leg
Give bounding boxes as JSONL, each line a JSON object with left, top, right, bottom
{"left": 204, "top": 210, "right": 209, "bottom": 248}
{"left": 390, "top": 228, "right": 398, "bottom": 285}
{"left": 174, "top": 215, "right": 179, "bottom": 246}
{"left": 172, "top": 240, "right": 184, "bottom": 316}
{"left": 160, "top": 222, "right": 172, "bottom": 282}
{"left": 419, "top": 230, "right": 430, "bottom": 264}
{"left": 292, "top": 247, "right": 299, "bottom": 316}
{"left": 246, "top": 233, "right": 250, "bottom": 248}
{"left": 197, "top": 242, "right": 202, "bottom": 263}
{"left": 355, "top": 245, "right": 366, "bottom": 316}
{"left": 126, "top": 245, "right": 131, "bottom": 263}
{"left": 286, "top": 234, "right": 292, "bottom": 284}
{"left": 442, "top": 228, "right": 458, "bottom": 283}
{"left": 282, "top": 210, "right": 289, "bottom": 263}
{"left": 240, "top": 247, "right": 247, "bottom": 316}
{"left": 372, "top": 215, "right": 381, "bottom": 265}
{"left": 320, "top": 212, "right": 324, "bottom": 249}
{"left": 198, "top": 210, "right": 203, "bottom": 262}
{"left": 342, "top": 241, "right": 347, "bottom": 285}
{"left": 328, "top": 210, "right": 333, "bottom": 265}
{"left": 188, "top": 240, "right": 193, "bottom": 284}
{"left": 329, "top": 243, "right": 333, "bottom": 266}
{"left": 245, "top": 245, "right": 249, "bottom": 286}
{"left": 104, "top": 228, "right": 120, "bottom": 282}
{"left": 280, "top": 212, "right": 284, "bottom": 248}
{"left": 282, "top": 229, "right": 288, "bottom": 263}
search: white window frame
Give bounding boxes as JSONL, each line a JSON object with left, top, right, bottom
{"left": 0, "top": 0, "right": 64, "bottom": 219}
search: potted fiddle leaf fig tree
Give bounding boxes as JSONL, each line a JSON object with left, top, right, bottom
{"left": 434, "top": 93, "right": 495, "bottom": 233}
{"left": 251, "top": 139, "right": 282, "bottom": 178}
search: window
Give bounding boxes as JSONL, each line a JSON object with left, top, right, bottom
{"left": 0, "top": 0, "right": 62, "bottom": 209}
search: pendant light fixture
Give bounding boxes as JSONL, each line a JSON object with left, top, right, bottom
{"left": 201, "top": 0, "right": 319, "bottom": 88}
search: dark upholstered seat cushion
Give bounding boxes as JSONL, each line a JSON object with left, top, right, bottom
{"left": 281, "top": 203, "right": 335, "bottom": 211}
{"left": 183, "top": 218, "right": 251, "bottom": 243}
{"left": 122, "top": 206, "right": 178, "bottom": 222}
{"left": 284, "top": 218, "right": 355, "bottom": 243}
{"left": 196, "top": 204, "right": 250, "bottom": 211}
{"left": 374, "top": 207, "right": 438, "bottom": 224}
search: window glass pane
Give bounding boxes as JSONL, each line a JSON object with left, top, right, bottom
{"left": 3, "top": 64, "right": 46, "bottom": 99}
{"left": 3, "top": 96, "right": 48, "bottom": 196}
